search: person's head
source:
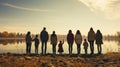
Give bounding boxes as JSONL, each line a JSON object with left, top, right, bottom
{"left": 36, "top": 35, "right": 38, "bottom": 38}
{"left": 68, "top": 30, "right": 72, "bottom": 33}
{"left": 43, "top": 27, "right": 46, "bottom": 30}
{"left": 76, "top": 30, "right": 80, "bottom": 34}
{"left": 60, "top": 41, "right": 62, "bottom": 43}
{"left": 97, "top": 30, "right": 100, "bottom": 33}
{"left": 53, "top": 31, "right": 55, "bottom": 34}
{"left": 27, "top": 31, "right": 31, "bottom": 35}
{"left": 90, "top": 27, "right": 93, "bottom": 31}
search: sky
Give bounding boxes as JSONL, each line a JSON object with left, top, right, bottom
{"left": 0, "top": 0, "right": 120, "bottom": 35}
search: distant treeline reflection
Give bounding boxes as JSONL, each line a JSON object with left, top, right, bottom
{"left": 0, "top": 39, "right": 25, "bottom": 45}
{"left": 0, "top": 37, "right": 120, "bottom": 45}
{"left": 104, "top": 36, "right": 120, "bottom": 42}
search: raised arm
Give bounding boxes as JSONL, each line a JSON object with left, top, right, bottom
{"left": 62, "top": 40, "right": 64, "bottom": 44}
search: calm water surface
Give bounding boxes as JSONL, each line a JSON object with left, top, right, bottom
{"left": 0, "top": 40, "right": 120, "bottom": 54}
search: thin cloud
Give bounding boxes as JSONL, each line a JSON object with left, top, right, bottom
{"left": 78, "top": 0, "right": 120, "bottom": 20}
{"left": 0, "top": 2, "right": 53, "bottom": 12}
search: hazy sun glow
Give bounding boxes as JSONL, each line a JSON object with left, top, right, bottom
{"left": 96, "top": 0, "right": 107, "bottom": 9}
{"left": 96, "top": 0, "right": 107, "bottom": 6}
{"left": 79, "top": 0, "right": 120, "bottom": 20}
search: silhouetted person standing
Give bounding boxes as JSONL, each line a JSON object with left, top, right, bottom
{"left": 40, "top": 27, "right": 49, "bottom": 55}
{"left": 87, "top": 27, "right": 95, "bottom": 55}
{"left": 95, "top": 30, "right": 103, "bottom": 54}
{"left": 67, "top": 30, "right": 74, "bottom": 55}
{"left": 58, "top": 40, "right": 64, "bottom": 55}
{"left": 83, "top": 39, "right": 88, "bottom": 55}
{"left": 75, "top": 30, "right": 82, "bottom": 55}
{"left": 33, "top": 35, "right": 40, "bottom": 54}
{"left": 50, "top": 31, "right": 57, "bottom": 55}
{"left": 25, "top": 31, "right": 32, "bottom": 54}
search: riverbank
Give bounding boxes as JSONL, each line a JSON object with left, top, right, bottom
{"left": 0, "top": 38, "right": 24, "bottom": 40}
{"left": 0, "top": 52, "right": 120, "bottom": 67}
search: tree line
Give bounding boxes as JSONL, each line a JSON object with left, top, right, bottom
{"left": 0, "top": 31, "right": 25, "bottom": 38}
{"left": 0, "top": 31, "right": 120, "bottom": 39}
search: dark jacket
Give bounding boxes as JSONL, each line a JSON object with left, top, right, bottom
{"left": 26, "top": 35, "right": 32, "bottom": 44}
{"left": 50, "top": 34, "right": 57, "bottom": 45}
{"left": 88, "top": 30, "right": 95, "bottom": 41}
{"left": 33, "top": 37, "right": 39, "bottom": 45}
{"left": 58, "top": 42, "right": 64, "bottom": 52}
{"left": 40, "top": 30, "right": 49, "bottom": 42}
{"left": 83, "top": 41, "right": 88, "bottom": 49}
{"left": 75, "top": 33, "right": 82, "bottom": 44}
{"left": 95, "top": 32, "right": 103, "bottom": 44}
{"left": 67, "top": 33, "right": 74, "bottom": 44}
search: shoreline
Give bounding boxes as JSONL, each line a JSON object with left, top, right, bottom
{"left": 0, "top": 52, "right": 120, "bottom": 67}
{"left": 0, "top": 38, "right": 25, "bottom": 40}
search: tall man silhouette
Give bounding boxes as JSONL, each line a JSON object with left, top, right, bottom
{"left": 87, "top": 27, "right": 95, "bottom": 55}
{"left": 40, "top": 27, "right": 49, "bottom": 55}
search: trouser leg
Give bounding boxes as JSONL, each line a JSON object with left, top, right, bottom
{"left": 52, "top": 44, "right": 56, "bottom": 54}
{"left": 69, "top": 44, "right": 70, "bottom": 54}
{"left": 71, "top": 44, "right": 73, "bottom": 54}
{"left": 77, "top": 44, "right": 80, "bottom": 54}
{"left": 41, "top": 42, "right": 44, "bottom": 54}
{"left": 26, "top": 43, "right": 29, "bottom": 54}
{"left": 99, "top": 44, "right": 102, "bottom": 54}
{"left": 45, "top": 42, "right": 47, "bottom": 54}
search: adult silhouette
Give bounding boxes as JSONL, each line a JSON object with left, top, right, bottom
{"left": 40, "top": 27, "right": 49, "bottom": 55}
{"left": 95, "top": 30, "right": 103, "bottom": 54}
{"left": 75, "top": 30, "right": 82, "bottom": 55}
{"left": 50, "top": 31, "right": 57, "bottom": 55}
{"left": 25, "top": 31, "right": 32, "bottom": 54}
{"left": 87, "top": 27, "right": 95, "bottom": 55}
{"left": 67, "top": 30, "right": 74, "bottom": 55}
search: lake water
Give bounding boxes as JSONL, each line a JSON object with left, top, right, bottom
{"left": 0, "top": 39, "right": 120, "bottom": 54}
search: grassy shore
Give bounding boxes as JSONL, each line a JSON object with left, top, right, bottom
{"left": 0, "top": 52, "right": 120, "bottom": 67}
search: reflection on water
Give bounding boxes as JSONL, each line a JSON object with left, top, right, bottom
{"left": 0, "top": 39, "right": 120, "bottom": 54}
{"left": 0, "top": 39, "right": 25, "bottom": 45}
{"left": 117, "top": 40, "right": 120, "bottom": 52}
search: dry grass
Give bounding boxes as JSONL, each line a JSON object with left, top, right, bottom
{"left": 0, "top": 53, "right": 120, "bottom": 67}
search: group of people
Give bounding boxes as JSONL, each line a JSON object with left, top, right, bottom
{"left": 25, "top": 27, "right": 103, "bottom": 55}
